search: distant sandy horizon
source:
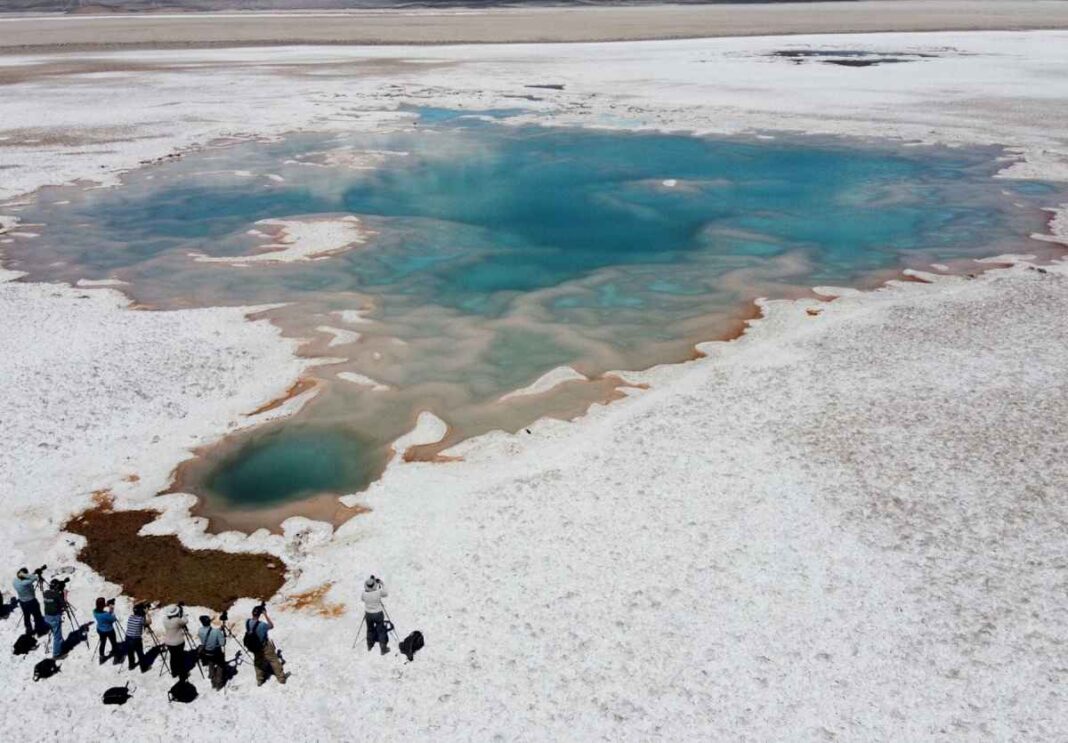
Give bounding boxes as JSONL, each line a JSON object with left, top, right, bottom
{"left": 3, "top": 0, "right": 1068, "bottom": 51}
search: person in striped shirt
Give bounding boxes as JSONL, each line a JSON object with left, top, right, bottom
{"left": 124, "top": 603, "right": 150, "bottom": 671}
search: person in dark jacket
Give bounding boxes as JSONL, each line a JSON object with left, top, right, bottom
{"left": 42, "top": 579, "right": 67, "bottom": 658}
{"left": 12, "top": 567, "right": 45, "bottom": 636}
{"left": 124, "top": 603, "right": 149, "bottom": 671}
{"left": 92, "top": 597, "right": 119, "bottom": 664}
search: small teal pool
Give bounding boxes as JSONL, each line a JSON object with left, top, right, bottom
{"left": 203, "top": 427, "right": 377, "bottom": 508}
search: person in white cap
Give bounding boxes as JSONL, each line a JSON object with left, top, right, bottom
{"left": 162, "top": 604, "right": 189, "bottom": 679}
{"left": 361, "top": 575, "right": 390, "bottom": 655}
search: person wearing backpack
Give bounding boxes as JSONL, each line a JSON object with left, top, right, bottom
{"left": 361, "top": 576, "right": 390, "bottom": 655}
{"left": 197, "top": 614, "right": 227, "bottom": 690}
{"left": 124, "top": 603, "right": 149, "bottom": 671}
{"left": 244, "top": 604, "right": 287, "bottom": 686}
{"left": 162, "top": 604, "right": 189, "bottom": 679}
{"left": 13, "top": 567, "right": 45, "bottom": 637}
{"left": 92, "top": 597, "right": 119, "bottom": 664}
{"left": 42, "top": 579, "right": 67, "bottom": 659}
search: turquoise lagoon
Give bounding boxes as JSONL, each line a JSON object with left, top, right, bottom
{"left": 7, "top": 112, "right": 1060, "bottom": 525}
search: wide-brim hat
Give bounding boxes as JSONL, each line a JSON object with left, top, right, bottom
{"left": 365, "top": 577, "right": 377, "bottom": 589}
{"left": 165, "top": 604, "right": 182, "bottom": 618}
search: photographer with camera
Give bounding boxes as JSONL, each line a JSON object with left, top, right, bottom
{"left": 124, "top": 602, "right": 150, "bottom": 671}
{"left": 42, "top": 577, "right": 68, "bottom": 658}
{"left": 361, "top": 575, "right": 390, "bottom": 655}
{"left": 12, "top": 566, "right": 46, "bottom": 636}
{"left": 162, "top": 604, "right": 190, "bottom": 679}
{"left": 197, "top": 614, "right": 227, "bottom": 690}
{"left": 92, "top": 597, "right": 120, "bottom": 664}
{"left": 244, "top": 603, "right": 288, "bottom": 686}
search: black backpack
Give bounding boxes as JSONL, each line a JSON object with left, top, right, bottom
{"left": 103, "top": 683, "right": 133, "bottom": 706}
{"left": 242, "top": 620, "right": 263, "bottom": 654}
{"left": 33, "top": 658, "right": 59, "bottom": 681}
{"left": 168, "top": 679, "right": 198, "bottom": 704}
{"left": 13, "top": 633, "right": 38, "bottom": 656}
{"left": 42, "top": 589, "right": 64, "bottom": 617}
{"left": 399, "top": 631, "right": 424, "bottom": 662}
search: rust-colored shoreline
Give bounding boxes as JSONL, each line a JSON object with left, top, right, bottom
{"left": 247, "top": 377, "right": 317, "bottom": 417}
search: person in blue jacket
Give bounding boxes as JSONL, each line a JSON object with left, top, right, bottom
{"left": 245, "top": 604, "right": 287, "bottom": 686}
{"left": 92, "top": 597, "right": 119, "bottom": 664}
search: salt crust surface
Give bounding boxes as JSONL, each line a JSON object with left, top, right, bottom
{"left": 316, "top": 325, "right": 361, "bottom": 347}
{"left": 3, "top": 258, "right": 1065, "bottom": 740}
{"left": 337, "top": 370, "right": 390, "bottom": 391}
{"left": 0, "top": 31, "right": 1066, "bottom": 740}
{"left": 498, "top": 365, "right": 587, "bottom": 401}
{"left": 192, "top": 215, "right": 368, "bottom": 264}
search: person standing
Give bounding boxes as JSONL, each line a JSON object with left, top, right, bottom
{"left": 12, "top": 567, "right": 45, "bottom": 636}
{"left": 92, "top": 597, "right": 119, "bottom": 664}
{"left": 361, "top": 576, "right": 390, "bottom": 655}
{"left": 244, "top": 605, "right": 287, "bottom": 686}
{"left": 42, "top": 579, "right": 67, "bottom": 658}
{"left": 162, "top": 604, "right": 189, "bottom": 679}
{"left": 197, "top": 615, "right": 227, "bottom": 690}
{"left": 124, "top": 603, "right": 149, "bottom": 671}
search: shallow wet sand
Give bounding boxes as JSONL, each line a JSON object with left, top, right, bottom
{"left": 3, "top": 1, "right": 1068, "bottom": 52}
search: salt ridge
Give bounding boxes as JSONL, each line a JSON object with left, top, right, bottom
{"left": 192, "top": 215, "right": 369, "bottom": 264}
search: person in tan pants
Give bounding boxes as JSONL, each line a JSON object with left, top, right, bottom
{"left": 244, "top": 604, "right": 288, "bottom": 686}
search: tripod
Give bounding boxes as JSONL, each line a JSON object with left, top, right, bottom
{"left": 145, "top": 624, "right": 174, "bottom": 678}
{"left": 38, "top": 576, "right": 89, "bottom": 654}
{"left": 352, "top": 602, "right": 401, "bottom": 650}
{"left": 221, "top": 620, "right": 243, "bottom": 660}
{"left": 182, "top": 625, "right": 207, "bottom": 680}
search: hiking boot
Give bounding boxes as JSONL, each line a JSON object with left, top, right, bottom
{"left": 380, "top": 646, "right": 390, "bottom": 656}
{"left": 279, "top": 672, "right": 290, "bottom": 684}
